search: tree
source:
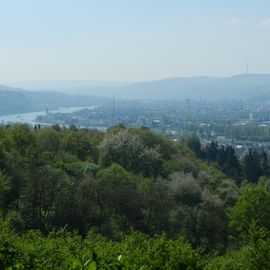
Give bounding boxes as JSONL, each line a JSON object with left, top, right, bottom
{"left": 168, "top": 174, "right": 227, "bottom": 250}
{"left": 217, "top": 145, "right": 241, "bottom": 181}
{"left": 37, "top": 128, "right": 61, "bottom": 154}
{"left": 97, "top": 164, "right": 144, "bottom": 236}
{"left": 100, "top": 130, "right": 164, "bottom": 177}
{"left": 229, "top": 186, "right": 270, "bottom": 240}
{"left": 7, "top": 124, "right": 35, "bottom": 156}
{"left": 23, "top": 166, "right": 71, "bottom": 231}
{"left": 0, "top": 141, "right": 8, "bottom": 171}
{"left": 0, "top": 171, "right": 11, "bottom": 217}
{"left": 143, "top": 178, "right": 173, "bottom": 235}
{"left": 261, "top": 151, "right": 270, "bottom": 177}
{"left": 185, "top": 135, "right": 202, "bottom": 158}
{"left": 169, "top": 172, "right": 202, "bottom": 206}
{"left": 242, "top": 149, "right": 262, "bottom": 183}
{"left": 129, "top": 127, "right": 176, "bottom": 160}
{"left": 64, "top": 131, "right": 98, "bottom": 162}
{"left": 204, "top": 141, "right": 218, "bottom": 162}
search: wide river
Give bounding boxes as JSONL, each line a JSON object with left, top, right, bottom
{"left": 0, "top": 106, "right": 96, "bottom": 126}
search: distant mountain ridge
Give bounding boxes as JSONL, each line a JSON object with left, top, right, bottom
{"left": 2, "top": 74, "right": 270, "bottom": 114}
{"left": 5, "top": 74, "right": 270, "bottom": 100}
{"left": 0, "top": 86, "right": 108, "bottom": 115}
{"left": 114, "top": 74, "right": 270, "bottom": 100}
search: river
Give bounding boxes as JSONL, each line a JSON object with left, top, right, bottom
{"left": 0, "top": 106, "right": 96, "bottom": 126}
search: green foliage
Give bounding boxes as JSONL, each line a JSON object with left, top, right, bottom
{"left": 37, "top": 128, "right": 61, "bottom": 154}
{"left": 100, "top": 129, "right": 164, "bottom": 177}
{"left": 242, "top": 149, "right": 263, "bottom": 183}
{"left": 229, "top": 186, "right": 270, "bottom": 241}
{"left": 0, "top": 221, "right": 204, "bottom": 270}
{"left": 2, "top": 124, "right": 270, "bottom": 268}
{"left": 202, "top": 141, "right": 241, "bottom": 181}
{"left": 184, "top": 135, "right": 202, "bottom": 158}
{"left": 64, "top": 131, "right": 98, "bottom": 162}
{"left": 7, "top": 124, "right": 35, "bottom": 156}
{"left": 97, "top": 163, "right": 130, "bottom": 184}
{"left": 206, "top": 226, "right": 270, "bottom": 270}
{"left": 0, "top": 171, "right": 11, "bottom": 199}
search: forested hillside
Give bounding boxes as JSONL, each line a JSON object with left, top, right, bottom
{"left": 0, "top": 90, "right": 32, "bottom": 114}
{"left": 9, "top": 74, "right": 270, "bottom": 100}
{"left": 116, "top": 74, "right": 270, "bottom": 100}
{"left": 1, "top": 124, "right": 270, "bottom": 269}
{"left": 0, "top": 86, "right": 108, "bottom": 114}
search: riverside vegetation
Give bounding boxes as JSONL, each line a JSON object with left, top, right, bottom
{"left": 1, "top": 124, "right": 270, "bottom": 269}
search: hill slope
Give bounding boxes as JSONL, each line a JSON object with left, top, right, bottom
{"left": 8, "top": 74, "right": 270, "bottom": 100}
{"left": 114, "top": 74, "right": 270, "bottom": 100}
{"left": 0, "top": 85, "right": 108, "bottom": 114}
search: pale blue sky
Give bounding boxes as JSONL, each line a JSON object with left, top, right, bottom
{"left": 0, "top": 0, "right": 270, "bottom": 82}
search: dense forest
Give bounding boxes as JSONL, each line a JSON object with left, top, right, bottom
{"left": 1, "top": 124, "right": 270, "bottom": 269}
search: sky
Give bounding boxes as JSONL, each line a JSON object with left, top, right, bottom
{"left": 0, "top": 0, "right": 270, "bottom": 82}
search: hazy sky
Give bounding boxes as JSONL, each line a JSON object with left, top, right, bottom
{"left": 1, "top": 0, "right": 270, "bottom": 82}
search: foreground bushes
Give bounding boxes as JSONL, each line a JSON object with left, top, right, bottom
{"left": 0, "top": 220, "right": 204, "bottom": 270}
{"left": 2, "top": 218, "right": 270, "bottom": 270}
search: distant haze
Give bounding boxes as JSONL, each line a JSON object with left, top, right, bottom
{"left": 4, "top": 74, "right": 270, "bottom": 100}
{"left": 7, "top": 80, "right": 130, "bottom": 91}
{"left": 0, "top": 1, "right": 270, "bottom": 82}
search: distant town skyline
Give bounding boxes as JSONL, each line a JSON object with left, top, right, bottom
{"left": 0, "top": 0, "right": 270, "bottom": 82}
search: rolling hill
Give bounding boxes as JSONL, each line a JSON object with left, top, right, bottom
{"left": 113, "top": 74, "right": 270, "bottom": 100}
{"left": 0, "top": 86, "right": 108, "bottom": 115}
{"left": 2, "top": 74, "right": 270, "bottom": 114}
{"left": 7, "top": 74, "right": 270, "bottom": 100}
